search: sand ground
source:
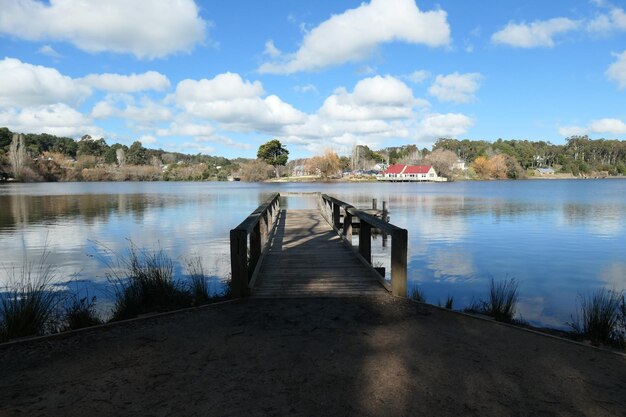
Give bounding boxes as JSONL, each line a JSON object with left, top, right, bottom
{"left": 0, "top": 296, "right": 625, "bottom": 417}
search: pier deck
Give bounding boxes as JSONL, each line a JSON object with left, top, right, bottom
{"left": 253, "top": 209, "right": 383, "bottom": 297}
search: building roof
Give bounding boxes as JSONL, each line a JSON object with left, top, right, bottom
{"left": 383, "top": 164, "right": 432, "bottom": 174}
{"left": 403, "top": 165, "right": 432, "bottom": 174}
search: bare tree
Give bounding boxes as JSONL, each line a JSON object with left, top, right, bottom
{"left": 239, "top": 159, "right": 274, "bottom": 182}
{"left": 116, "top": 148, "right": 126, "bottom": 166}
{"left": 425, "top": 149, "right": 458, "bottom": 180}
{"left": 306, "top": 149, "right": 340, "bottom": 179}
{"left": 9, "top": 133, "right": 25, "bottom": 180}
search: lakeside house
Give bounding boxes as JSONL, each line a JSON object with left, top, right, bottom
{"left": 536, "top": 167, "right": 555, "bottom": 175}
{"left": 377, "top": 164, "right": 444, "bottom": 182}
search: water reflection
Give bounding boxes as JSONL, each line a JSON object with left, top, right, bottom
{"left": 0, "top": 180, "right": 625, "bottom": 329}
{"left": 0, "top": 193, "right": 181, "bottom": 230}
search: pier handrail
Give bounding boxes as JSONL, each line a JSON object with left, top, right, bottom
{"left": 320, "top": 194, "right": 408, "bottom": 297}
{"left": 230, "top": 193, "right": 281, "bottom": 297}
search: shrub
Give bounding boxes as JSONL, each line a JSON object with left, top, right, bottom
{"left": 185, "top": 256, "right": 212, "bottom": 305}
{"left": 107, "top": 243, "right": 191, "bottom": 321}
{"left": 570, "top": 289, "right": 624, "bottom": 347}
{"left": 63, "top": 295, "right": 102, "bottom": 331}
{"left": 410, "top": 286, "right": 426, "bottom": 303}
{"left": 464, "top": 277, "right": 519, "bottom": 323}
{"left": 0, "top": 255, "right": 61, "bottom": 341}
{"left": 485, "top": 277, "right": 519, "bottom": 322}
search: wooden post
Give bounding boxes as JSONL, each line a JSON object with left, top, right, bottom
{"left": 359, "top": 221, "right": 372, "bottom": 264}
{"left": 372, "top": 198, "right": 377, "bottom": 210}
{"left": 333, "top": 203, "right": 340, "bottom": 229}
{"left": 391, "top": 228, "right": 408, "bottom": 297}
{"left": 382, "top": 201, "right": 388, "bottom": 247}
{"left": 261, "top": 211, "right": 269, "bottom": 244}
{"left": 230, "top": 229, "right": 249, "bottom": 298}
{"left": 249, "top": 221, "right": 261, "bottom": 278}
{"left": 343, "top": 211, "right": 353, "bottom": 242}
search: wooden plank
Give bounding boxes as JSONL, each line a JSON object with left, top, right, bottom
{"left": 252, "top": 208, "right": 384, "bottom": 298}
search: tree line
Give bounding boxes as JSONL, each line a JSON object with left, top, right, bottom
{"left": 0, "top": 128, "right": 238, "bottom": 182}
{"left": 2, "top": 125, "right": 626, "bottom": 182}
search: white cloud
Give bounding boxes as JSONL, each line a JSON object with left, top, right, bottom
{"left": 428, "top": 72, "right": 483, "bottom": 104}
{"left": 80, "top": 71, "right": 170, "bottom": 93}
{"left": 319, "top": 75, "right": 419, "bottom": 121}
{"left": 37, "top": 45, "right": 62, "bottom": 58}
{"left": 293, "top": 84, "right": 318, "bottom": 94}
{"left": 588, "top": 7, "right": 626, "bottom": 33}
{"left": 172, "top": 73, "right": 306, "bottom": 132}
{"left": 258, "top": 0, "right": 450, "bottom": 74}
{"left": 0, "top": 0, "right": 207, "bottom": 58}
{"left": 607, "top": 50, "right": 626, "bottom": 89}
{"left": 559, "top": 118, "right": 626, "bottom": 136}
{"left": 407, "top": 70, "right": 430, "bottom": 84}
{"left": 279, "top": 76, "right": 464, "bottom": 153}
{"left": 90, "top": 96, "right": 173, "bottom": 128}
{"left": 0, "top": 57, "right": 90, "bottom": 107}
{"left": 263, "top": 40, "right": 281, "bottom": 57}
{"left": 138, "top": 134, "right": 158, "bottom": 145}
{"left": 420, "top": 113, "right": 474, "bottom": 137}
{"left": 491, "top": 18, "right": 580, "bottom": 48}
{"left": 0, "top": 103, "right": 101, "bottom": 138}
{"left": 156, "top": 122, "right": 215, "bottom": 138}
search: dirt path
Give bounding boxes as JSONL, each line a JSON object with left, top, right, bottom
{"left": 1, "top": 296, "right": 624, "bottom": 417}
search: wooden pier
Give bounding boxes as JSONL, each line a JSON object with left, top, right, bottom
{"left": 230, "top": 193, "right": 408, "bottom": 298}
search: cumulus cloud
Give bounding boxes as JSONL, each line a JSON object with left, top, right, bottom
{"left": 319, "top": 75, "right": 419, "bottom": 121}
{"left": 279, "top": 76, "right": 470, "bottom": 153}
{"left": 263, "top": 40, "right": 281, "bottom": 57}
{"left": 0, "top": 57, "right": 90, "bottom": 107}
{"left": 607, "top": 50, "right": 626, "bottom": 89}
{"left": 293, "top": 84, "right": 318, "bottom": 94}
{"left": 406, "top": 70, "right": 430, "bottom": 84}
{"left": 156, "top": 122, "right": 216, "bottom": 138}
{"left": 428, "top": 72, "right": 483, "bottom": 104}
{"left": 419, "top": 113, "right": 475, "bottom": 137}
{"left": 172, "top": 72, "right": 306, "bottom": 132}
{"left": 91, "top": 96, "right": 173, "bottom": 128}
{"left": 559, "top": 118, "right": 626, "bottom": 137}
{"left": 80, "top": 71, "right": 170, "bottom": 93}
{"left": 587, "top": 7, "right": 626, "bottom": 34}
{"left": 0, "top": 0, "right": 207, "bottom": 58}
{"left": 259, "top": 0, "right": 450, "bottom": 74}
{"left": 37, "top": 45, "right": 62, "bottom": 59}
{"left": 0, "top": 103, "right": 102, "bottom": 138}
{"left": 491, "top": 18, "right": 580, "bottom": 48}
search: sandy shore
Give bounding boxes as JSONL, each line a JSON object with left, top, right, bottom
{"left": 1, "top": 296, "right": 624, "bottom": 417}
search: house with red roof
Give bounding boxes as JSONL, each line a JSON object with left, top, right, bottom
{"left": 377, "top": 164, "right": 443, "bottom": 182}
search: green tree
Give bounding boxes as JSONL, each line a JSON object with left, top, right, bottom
{"left": 104, "top": 143, "right": 128, "bottom": 165}
{"left": 257, "top": 139, "right": 289, "bottom": 178}
{"left": 77, "top": 136, "right": 108, "bottom": 158}
{"left": 0, "top": 127, "right": 13, "bottom": 153}
{"left": 126, "top": 141, "right": 147, "bottom": 165}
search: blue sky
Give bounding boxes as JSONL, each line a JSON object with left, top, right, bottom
{"left": 1, "top": 0, "right": 626, "bottom": 159}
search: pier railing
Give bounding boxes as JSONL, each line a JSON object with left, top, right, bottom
{"left": 319, "top": 194, "right": 408, "bottom": 297}
{"left": 230, "top": 193, "right": 281, "bottom": 297}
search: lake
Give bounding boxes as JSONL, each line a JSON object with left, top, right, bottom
{"left": 1, "top": 180, "right": 625, "bottom": 329}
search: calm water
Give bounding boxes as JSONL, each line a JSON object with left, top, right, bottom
{"left": 1, "top": 180, "right": 625, "bottom": 328}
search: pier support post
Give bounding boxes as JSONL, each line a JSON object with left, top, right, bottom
{"left": 333, "top": 203, "right": 341, "bottom": 229}
{"left": 372, "top": 198, "right": 377, "bottom": 210}
{"left": 359, "top": 221, "right": 372, "bottom": 264}
{"left": 391, "top": 228, "right": 407, "bottom": 297}
{"left": 343, "top": 212, "right": 353, "bottom": 242}
{"left": 230, "top": 229, "right": 249, "bottom": 298}
{"left": 249, "top": 222, "right": 261, "bottom": 276}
